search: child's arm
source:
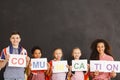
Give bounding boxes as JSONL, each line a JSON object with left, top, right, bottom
{"left": 26, "top": 61, "right": 32, "bottom": 76}
{"left": 84, "top": 64, "right": 90, "bottom": 74}
{"left": 0, "top": 59, "right": 8, "bottom": 70}
{"left": 46, "top": 66, "right": 52, "bottom": 76}
{"left": 26, "top": 56, "right": 30, "bottom": 67}
{"left": 110, "top": 71, "right": 117, "bottom": 78}
{"left": 67, "top": 71, "right": 72, "bottom": 79}
{"left": 46, "top": 61, "right": 53, "bottom": 77}
{"left": 45, "top": 62, "right": 50, "bottom": 75}
{"left": 0, "top": 54, "right": 9, "bottom": 69}
{"left": 67, "top": 65, "right": 73, "bottom": 79}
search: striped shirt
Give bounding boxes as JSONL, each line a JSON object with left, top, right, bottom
{"left": 0, "top": 45, "right": 27, "bottom": 79}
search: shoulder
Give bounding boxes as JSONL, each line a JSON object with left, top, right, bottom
{"left": 49, "top": 60, "right": 53, "bottom": 66}
{"left": 22, "top": 47, "right": 27, "bottom": 52}
{"left": 104, "top": 54, "right": 114, "bottom": 61}
{"left": 0, "top": 46, "right": 9, "bottom": 59}
{"left": 21, "top": 47, "right": 27, "bottom": 55}
{"left": 21, "top": 46, "right": 26, "bottom": 50}
{"left": 1, "top": 46, "right": 9, "bottom": 54}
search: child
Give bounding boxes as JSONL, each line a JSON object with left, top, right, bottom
{"left": 89, "top": 39, "right": 116, "bottom": 80}
{"left": 48, "top": 48, "right": 67, "bottom": 80}
{"left": 67, "top": 47, "right": 85, "bottom": 80}
{"left": 0, "top": 31, "right": 30, "bottom": 80}
{"left": 27, "top": 46, "right": 50, "bottom": 80}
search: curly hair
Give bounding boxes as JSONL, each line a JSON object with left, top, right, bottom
{"left": 31, "top": 46, "right": 42, "bottom": 54}
{"left": 89, "top": 39, "right": 113, "bottom": 60}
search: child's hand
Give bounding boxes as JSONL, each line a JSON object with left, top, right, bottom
{"left": 29, "top": 63, "right": 32, "bottom": 68}
{"left": 110, "top": 71, "right": 117, "bottom": 78}
{"left": 68, "top": 66, "right": 72, "bottom": 71}
{"left": 85, "top": 64, "right": 89, "bottom": 75}
{"left": 0, "top": 54, "right": 10, "bottom": 69}
{"left": 66, "top": 65, "right": 72, "bottom": 72}
{"left": 26, "top": 56, "right": 30, "bottom": 66}
{"left": 5, "top": 54, "right": 10, "bottom": 61}
{"left": 66, "top": 65, "right": 70, "bottom": 69}
{"left": 26, "top": 56, "right": 30, "bottom": 63}
{"left": 94, "top": 70, "right": 99, "bottom": 76}
{"left": 86, "top": 64, "right": 90, "bottom": 73}
{"left": 87, "top": 64, "right": 90, "bottom": 69}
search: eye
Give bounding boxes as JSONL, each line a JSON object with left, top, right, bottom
{"left": 11, "top": 37, "right": 15, "bottom": 39}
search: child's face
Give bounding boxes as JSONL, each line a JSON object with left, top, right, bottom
{"left": 72, "top": 48, "right": 81, "bottom": 60}
{"left": 97, "top": 42, "right": 105, "bottom": 54}
{"left": 54, "top": 49, "right": 63, "bottom": 60}
{"left": 10, "top": 34, "right": 21, "bottom": 47}
{"left": 32, "top": 49, "right": 42, "bottom": 58}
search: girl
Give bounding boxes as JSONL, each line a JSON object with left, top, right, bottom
{"left": 89, "top": 39, "right": 116, "bottom": 80}
{"left": 48, "top": 48, "right": 67, "bottom": 80}
{"left": 67, "top": 47, "right": 85, "bottom": 80}
{"left": 27, "top": 46, "right": 50, "bottom": 80}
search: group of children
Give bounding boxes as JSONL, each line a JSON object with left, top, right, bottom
{"left": 0, "top": 31, "right": 117, "bottom": 80}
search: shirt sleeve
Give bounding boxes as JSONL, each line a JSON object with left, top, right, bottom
{"left": 0, "top": 50, "right": 5, "bottom": 59}
{"left": 21, "top": 48, "right": 28, "bottom": 55}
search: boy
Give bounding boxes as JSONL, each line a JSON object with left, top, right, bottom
{"left": 0, "top": 31, "right": 30, "bottom": 80}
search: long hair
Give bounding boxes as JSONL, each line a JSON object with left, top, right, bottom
{"left": 89, "top": 39, "right": 113, "bottom": 60}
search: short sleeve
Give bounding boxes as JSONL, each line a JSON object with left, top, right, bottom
{"left": 0, "top": 50, "right": 5, "bottom": 59}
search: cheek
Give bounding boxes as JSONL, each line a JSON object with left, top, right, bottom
{"left": 60, "top": 54, "right": 62, "bottom": 57}
{"left": 10, "top": 39, "right": 14, "bottom": 42}
{"left": 73, "top": 54, "right": 77, "bottom": 58}
{"left": 60, "top": 54, "right": 63, "bottom": 58}
{"left": 102, "top": 48, "right": 105, "bottom": 51}
{"left": 96, "top": 48, "right": 99, "bottom": 50}
{"left": 39, "top": 54, "right": 42, "bottom": 57}
{"left": 54, "top": 54, "right": 57, "bottom": 58}
{"left": 79, "top": 54, "right": 81, "bottom": 57}
{"left": 16, "top": 39, "right": 20, "bottom": 42}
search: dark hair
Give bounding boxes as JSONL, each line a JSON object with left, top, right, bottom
{"left": 10, "top": 31, "right": 21, "bottom": 37}
{"left": 31, "top": 46, "right": 42, "bottom": 54}
{"left": 89, "top": 39, "right": 113, "bottom": 60}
